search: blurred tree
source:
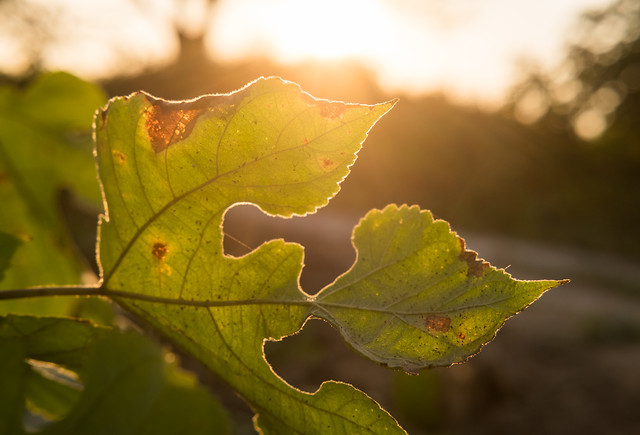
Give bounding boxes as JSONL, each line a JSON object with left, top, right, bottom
{"left": 0, "top": 0, "right": 62, "bottom": 78}
{"left": 0, "top": 0, "right": 219, "bottom": 84}
{"left": 503, "top": 0, "right": 640, "bottom": 256}
{"left": 508, "top": 0, "right": 640, "bottom": 155}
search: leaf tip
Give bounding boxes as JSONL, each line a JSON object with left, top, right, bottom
{"left": 537, "top": 278, "right": 570, "bottom": 291}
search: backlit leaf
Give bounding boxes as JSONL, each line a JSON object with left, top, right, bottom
{"left": 96, "top": 77, "right": 401, "bottom": 433}
{"left": 314, "top": 204, "right": 565, "bottom": 372}
{"left": 95, "top": 77, "right": 564, "bottom": 433}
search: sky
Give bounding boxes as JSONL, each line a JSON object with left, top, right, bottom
{"left": 0, "top": 0, "right": 614, "bottom": 106}
{"left": 209, "top": 0, "right": 613, "bottom": 104}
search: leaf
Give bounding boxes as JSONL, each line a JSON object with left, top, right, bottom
{"left": 0, "top": 73, "right": 105, "bottom": 315}
{"left": 95, "top": 77, "right": 564, "bottom": 433}
{"left": 0, "top": 315, "right": 230, "bottom": 435}
{"left": 24, "top": 367, "right": 81, "bottom": 424}
{"left": 0, "top": 315, "right": 103, "bottom": 434}
{"left": 0, "top": 231, "right": 22, "bottom": 283}
{"left": 313, "top": 204, "right": 565, "bottom": 372}
{"left": 96, "top": 77, "right": 402, "bottom": 433}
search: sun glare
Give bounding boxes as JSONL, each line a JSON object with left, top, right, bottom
{"left": 0, "top": 0, "right": 617, "bottom": 105}
{"left": 208, "top": 0, "right": 615, "bottom": 105}
{"left": 209, "top": 0, "right": 393, "bottom": 63}
{"left": 207, "top": 0, "right": 466, "bottom": 98}
{"left": 0, "top": 0, "right": 178, "bottom": 79}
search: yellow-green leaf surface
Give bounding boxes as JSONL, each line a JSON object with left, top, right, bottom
{"left": 314, "top": 204, "right": 565, "bottom": 373}
{"left": 97, "top": 77, "right": 401, "bottom": 434}
{"left": 95, "top": 77, "right": 563, "bottom": 433}
{"left": 0, "top": 73, "right": 105, "bottom": 315}
{"left": 0, "top": 315, "right": 230, "bottom": 435}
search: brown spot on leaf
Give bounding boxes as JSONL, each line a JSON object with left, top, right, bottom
{"left": 152, "top": 242, "right": 168, "bottom": 260}
{"left": 425, "top": 315, "right": 451, "bottom": 332}
{"left": 145, "top": 104, "right": 204, "bottom": 153}
{"left": 112, "top": 150, "right": 126, "bottom": 164}
{"left": 459, "top": 238, "right": 489, "bottom": 277}
{"left": 318, "top": 101, "right": 346, "bottom": 120}
{"left": 143, "top": 92, "right": 240, "bottom": 153}
{"left": 321, "top": 158, "right": 334, "bottom": 168}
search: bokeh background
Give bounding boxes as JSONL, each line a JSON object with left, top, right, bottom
{"left": 1, "top": 0, "right": 639, "bottom": 433}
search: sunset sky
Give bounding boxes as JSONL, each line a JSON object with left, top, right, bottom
{"left": 209, "top": 0, "right": 613, "bottom": 104}
{"left": 0, "top": 0, "right": 614, "bottom": 105}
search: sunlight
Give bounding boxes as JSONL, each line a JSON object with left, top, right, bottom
{"left": 207, "top": 0, "right": 474, "bottom": 98}
{"left": 209, "top": 0, "right": 615, "bottom": 105}
{"left": 209, "top": 0, "right": 394, "bottom": 63}
{"left": 0, "top": 0, "right": 617, "bottom": 106}
{"left": 0, "top": 0, "right": 178, "bottom": 79}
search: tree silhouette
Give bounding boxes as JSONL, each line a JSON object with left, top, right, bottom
{"left": 509, "top": 0, "right": 640, "bottom": 157}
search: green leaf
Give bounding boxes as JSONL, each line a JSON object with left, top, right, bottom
{"left": 0, "top": 73, "right": 106, "bottom": 315}
{"left": 95, "top": 77, "right": 564, "bottom": 433}
{"left": 0, "top": 315, "right": 99, "bottom": 434}
{"left": 0, "top": 231, "right": 22, "bottom": 283}
{"left": 96, "top": 77, "right": 401, "bottom": 434}
{"left": 313, "top": 204, "right": 565, "bottom": 372}
{"left": 0, "top": 335, "right": 26, "bottom": 435}
{"left": 24, "top": 367, "right": 81, "bottom": 424}
{"left": 0, "top": 315, "right": 230, "bottom": 435}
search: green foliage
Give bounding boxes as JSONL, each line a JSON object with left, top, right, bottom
{"left": 0, "top": 315, "right": 230, "bottom": 435}
{"left": 0, "top": 74, "right": 565, "bottom": 433}
{"left": 0, "top": 232, "right": 21, "bottom": 283}
{"left": 0, "top": 73, "right": 104, "bottom": 315}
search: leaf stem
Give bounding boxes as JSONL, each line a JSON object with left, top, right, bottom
{"left": 0, "top": 285, "right": 410, "bottom": 313}
{"left": 3, "top": 282, "right": 556, "bottom": 315}
{"left": 0, "top": 285, "right": 312, "bottom": 308}
{"left": 0, "top": 285, "right": 102, "bottom": 300}
{"left": 0, "top": 285, "right": 416, "bottom": 314}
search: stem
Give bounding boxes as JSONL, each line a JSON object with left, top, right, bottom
{"left": 0, "top": 285, "right": 454, "bottom": 316}
{"left": 0, "top": 285, "right": 101, "bottom": 300}
{"left": 0, "top": 285, "right": 311, "bottom": 309}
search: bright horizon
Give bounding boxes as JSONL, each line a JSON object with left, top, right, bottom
{"left": 0, "top": 0, "right": 614, "bottom": 106}
{"left": 208, "top": 0, "right": 613, "bottom": 105}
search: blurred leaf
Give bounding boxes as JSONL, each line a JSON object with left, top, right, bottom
{"left": 0, "top": 72, "right": 105, "bottom": 315}
{"left": 24, "top": 366, "right": 81, "bottom": 424}
{"left": 0, "top": 315, "right": 230, "bottom": 435}
{"left": 0, "top": 231, "right": 22, "bottom": 282}
{"left": 69, "top": 296, "right": 116, "bottom": 327}
{"left": 17, "top": 72, "right": 106, "bottom": 132}
{"left": 314, "top": 204, "right": 563, "bottom": 371}
{"left": 0, "top": 315, "right": 99, "bottom": 434}
{"left": 97, "top": 77, "right": 402, "bottom": 434}
{"left": 0, "top": 335, "right": 26, "bottom": 435}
